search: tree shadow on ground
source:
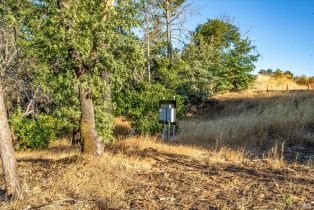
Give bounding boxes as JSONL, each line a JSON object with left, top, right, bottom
{"left": 105, "top": 143, "right": 314, "bottom": 186}
{"left": 17, "top": 155, "right": 80, "bottom": 165}
{"left": 105, "top": 141, "right": 313, "bottom": 209}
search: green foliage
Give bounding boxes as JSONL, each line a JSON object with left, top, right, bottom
{"left": 294, "top": 75, "right": 311, "bottom": 85}
{"left": 20, "top": 0, "right": 143, "bottom": 142}
{"left": 182, "top": 18, "right": 259, "bottom": 101}
{"left": 4, "top": 1, "right": 269, "bottom": 141}
{"left": 284, "top": 71, "right": 294, "bottom": 79}
{"left": 221, "top": 37, "right": 258, "bottom": 91}
{"left": 258, "top": 69, "right": 273, "bottom": 75}
{"left": 181, "top": 40, "right": 217, "bottom": 102}
{"left": 259, "top": 69, "right": 295, "bottom": 80}
{"left": 47, "top": 71, "right": 80, "bottom": 130}
{"left": 273, "top": 69, "right": 285, "bottom": 79}
{"left": 9, "top": 111, "right": 67, "bottom": 150}
{"left": 91, "top": 76, "right": 114, "bottom": 143}
{"left": 195, "top": 18, "right": 239, "bottom": 49}
{"left": 113, "top": 82, "right": 183, "bottom": 134}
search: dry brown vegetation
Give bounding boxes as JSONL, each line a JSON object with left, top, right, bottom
{"left": 179, "top": 91, "right": 314, "bottom": 165}
{"left": 0, "top": 137, "right": 312, "bottom": 209}
{"left": 0, "top": 77, "right": 313, "bottom": 209}
{"left": 253, "top": 75, "right": 310, "bottom": 91}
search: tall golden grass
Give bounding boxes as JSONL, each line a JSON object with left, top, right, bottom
{"left": 178, "top": 92, "right": 314, "bottom": 150}
{"left": 253, "top": 75, "right": 310, "bottom": 91}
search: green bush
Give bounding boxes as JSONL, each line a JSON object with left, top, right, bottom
{"left": 294, "top": 75, "right": 310, "bottom": 85}
{"left": 9, "top": 112, "right": 66, "bottom": 150}
{"left": 273, "top": 69, "right": 284, "bottom": 79}
{"left": 94, "top": 103, "right": 114, "bottom": 143}
{"left": 113, "top": 82, "right": 184, "bottom": 134}
{"left": 284, "top": 71, "right": 294, "bottom": 79}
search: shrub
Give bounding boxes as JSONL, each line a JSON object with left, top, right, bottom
{"left": 273, "top": 69, "right": 284, "bottom": 79}
{"left": 94, "top": 103, "right": 114, "bottom": 143}
{"left": 284, "top": 71, "right": 294, "bottom": 79}
{"left": 9, "top": 111, "right": 67, "bottom": 150}
{"left": 294, "top": 75, "right": 309, "bottom": 85}
{"left": 258, "top": 69, "right": 273, "bottom": 75}
{"left": 113, "top": 82, "right": 184, "bottom": 134}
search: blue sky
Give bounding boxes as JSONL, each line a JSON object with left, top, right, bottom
{"left": 186, "top": 0, "right": 314, "bottom": 76}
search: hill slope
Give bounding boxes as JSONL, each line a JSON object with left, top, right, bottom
{"left": 253, "top": 75, "right": 309, "bottom": 91}
{"left": 179, "top": 75, "right": 314, "bottom": 166}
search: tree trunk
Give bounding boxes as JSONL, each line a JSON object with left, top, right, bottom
{"left": 166, "top": 0, "right": 172, "bottom": 63}
{"left": 145, "top": 11, "right": 151, "bottom": 84}
{"left": 0, "top": 83, "right": 23, "bottom": 199}
{"left": 79, "top": 82, "right": 104, "bottom": 156}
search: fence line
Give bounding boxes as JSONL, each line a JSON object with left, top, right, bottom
{"left": 256, "top": 84, "right": 313, "bottom": 94}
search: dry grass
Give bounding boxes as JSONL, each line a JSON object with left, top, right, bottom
{"left": 0, "top": 137, "right": 312, "bottom": 209}
{"left": 115, "top": 136, "right": 207, "bottom": 159}
{"left": 212, "top": 75, "right": 311, "bottom": 100}
{"left": 113, "top": 117, "right": 132, "bottom": 138}
{"left": 179, "top": 92, "right": 314, "bottom": 162}
{"left": 253, "top": 75, "right": 309, "bottom": 91}
{"left": 1, "top": 138, "right": 154, "bottom": 209}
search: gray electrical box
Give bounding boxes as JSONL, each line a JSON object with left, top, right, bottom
{"left": 159, "top": 99, "right": 177, "bottom": 141}
{"left": 159, "top": 100, "right": 176, "bottom": 124}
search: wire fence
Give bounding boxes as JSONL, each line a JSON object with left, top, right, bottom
{"left": 255, "top": 84, "right": 314, "bottom": 93}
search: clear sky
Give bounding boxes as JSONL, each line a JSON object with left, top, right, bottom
{"left": 186, "top": 0, "right": 314, "bottom": 76}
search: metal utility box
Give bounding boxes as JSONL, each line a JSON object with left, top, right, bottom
{"left": 159, "top": 100, "right": 176, "bottom": 124}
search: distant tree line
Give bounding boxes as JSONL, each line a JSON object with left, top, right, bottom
{"left": 259, "top": 69, "right": 314, "bottom": 85}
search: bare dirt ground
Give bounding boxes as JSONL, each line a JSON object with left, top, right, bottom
{"left": 0, "top": 137, "right": 312, "bottom": 210}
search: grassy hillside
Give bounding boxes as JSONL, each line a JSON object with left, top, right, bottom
{"left": 253, "top": 75, "right": 310, "bottom": 91}
{"left": 179, "top": 75, "right": 313, "bottom": 164}
{"left": 179, "top": 92, "right": 314, "bottom": 163}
